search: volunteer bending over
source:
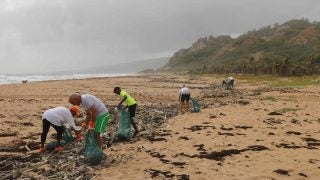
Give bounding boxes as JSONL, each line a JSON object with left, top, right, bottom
{"left": 69, "top": 93, "right": 110, "bottom": 149}
{"left": 40, "top": 106, "right": 79, "bottom": 152}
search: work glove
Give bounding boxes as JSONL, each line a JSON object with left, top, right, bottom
{"left": 89, "top": 121, "right": 95, "bottom": 129}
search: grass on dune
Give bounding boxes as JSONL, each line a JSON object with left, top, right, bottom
{"left": 271, "top": 76, "right": 320, "bottom": 88}
{"left": 264, "top": 96, "right": 277, "bottom": 101}
{"left": 236, "top": 75, "right": 320, "bottom": 88}
{"left": 279, "top": 107, "right": 303, "bottom": 113}
{"left": 263, "top": 96, "right": 296, "bottom": 102}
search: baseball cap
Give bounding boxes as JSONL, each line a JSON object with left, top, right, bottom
{"left": 70, "top": 106, "right": 79, "bottom": 115}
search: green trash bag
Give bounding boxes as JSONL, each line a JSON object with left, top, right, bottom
{"left": 45, "top": 140, "right": 67, "bottom": 152}
{"left": 191, "top": 98, "right": 201, "bottom": 113}
{"left": 116, "top": 110, "right": 132, "bottom": 140}
{"left": 85, "top": 130, "right": 103, "bottom": 165}
{"left": 63, "top": 126, "right": 74, "bottom": 143}
{"left": 45, "top": 126, "right": 73, "bottom": 152}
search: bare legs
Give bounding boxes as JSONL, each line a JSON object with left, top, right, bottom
{"left": 130, "top": 117, "right": 139, "bottom": 137}
{"left": 179, "top": 101, "right": 190, "bottom": 113}
{"left": 96, "top": 133, "right": 103, "bottom": 149}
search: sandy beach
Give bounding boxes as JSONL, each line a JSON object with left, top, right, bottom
{"left": 0, "top": 74, "right": 320, "bottom": 179}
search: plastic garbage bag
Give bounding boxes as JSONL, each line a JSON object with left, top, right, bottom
{"left": 191, "top": 98, "right": 201, "bottom": 113}
{"left": 45, "top": 125, "right": 73, "bottom": 152}
{"left": 116, "top": 110, "right": 132, "bottom": 140}
{"left": 45, "top": 140, "right": 66, "bottom": 152}
{"left": 63, "top": 125, "right": 74, "bottom": 143}
{"left": 85, "top": 130, "right": 103, "bottom": 165}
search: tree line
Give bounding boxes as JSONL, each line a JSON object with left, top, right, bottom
{"left": 190, "top": 54, "right": 320, "bottom": 76}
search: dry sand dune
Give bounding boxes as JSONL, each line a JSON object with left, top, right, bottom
{"left": 0, "top": 74, "right": 320, "bottom": 179}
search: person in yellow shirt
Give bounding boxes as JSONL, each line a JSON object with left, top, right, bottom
{"left": 114, "top": 87, "right": 139, "bottom": 137}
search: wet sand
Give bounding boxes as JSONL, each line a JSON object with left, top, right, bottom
{"left": 0, "top": 74, "right": 320, "bottom": 179}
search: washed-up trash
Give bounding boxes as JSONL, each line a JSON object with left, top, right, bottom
{"left": 74, "top": 126, "right": 82, "bottom": 131}
{"left": 0, "top": 104, "right": 181, "bottom": 179}
{"left": 116, "top": 110, "right": 132, "bottom": 140}
{"left": 85, "top": 130, "right": 103, "bottom": 165}
{"left": 63, "top": 123, "right": 74, "bottom": 143}
{"left": 191, "top": 98, "right": 201, "bottom": 113}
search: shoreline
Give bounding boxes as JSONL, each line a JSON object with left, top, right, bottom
{"left": 0, "top": 73, "right": 134, "bottom": 85}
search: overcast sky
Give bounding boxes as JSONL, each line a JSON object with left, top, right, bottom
{"left": 0, "top": 0, "right": 320, "bottom": 74}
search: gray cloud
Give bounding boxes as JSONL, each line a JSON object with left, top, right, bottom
{"left": 0, "top": 0, "right": 320, "bottom": 74}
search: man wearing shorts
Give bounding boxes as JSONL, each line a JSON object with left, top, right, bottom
{"left": 69, "top": 93, "right": 110, "bottom": 148}
{"left": 113, "top": 87, "right": 139, "bottom": 137}
{"left": 179, "top": 85, "right": 191, "bottom": 113}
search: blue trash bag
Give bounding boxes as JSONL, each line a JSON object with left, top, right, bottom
{"left": 85, "top": 130, "right": 103, "bottom": 165}
{"left": 45, "top": 140, "right": 67, "bottom": 152}
{"left": 191, "top": 98, "right": 201, "bottom": 113}
{"left": 45, "top": 126, "right": 73, "bottom": 152}
{"left": 116, "top": 110, "right": 132, "bottom": 140}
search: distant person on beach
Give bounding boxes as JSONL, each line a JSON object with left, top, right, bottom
{"left": 179, "top": 85, "right": 191, "bottom": 113}
{"left": 113, "top": 87, "right": 139, "bottom": 137}
{"left": 222, "top": 76, "right": 235, "bottom": 90}
{"left": 40, "top": 106, "right": 79, "bottom": 152}
{"left": 69, "top": 93, "right": 110, "bottom": 149}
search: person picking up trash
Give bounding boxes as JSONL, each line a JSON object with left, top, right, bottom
{"left": 69, "top": 93, "right": 110, "bottom": 149}
{"left": 222, "top": 76, "right": 235, "bottom": 90}
{"left": 179, "top": 85, "right": 191, "bottom": 113}
{"left": 40, "top": 106, "right": 80, "bottom": 152}
{"left": 113, "top": 87, "right": 139, "bottom": 137}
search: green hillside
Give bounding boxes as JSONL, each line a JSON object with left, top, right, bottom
{"left": 164, "top": 19, "right": 320, "bottom": 76}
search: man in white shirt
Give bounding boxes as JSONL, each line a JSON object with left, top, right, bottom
{"left": 40, "top": 106, "right": 79, "bottom": 152}
{"left": 222, "top": 77, "right": 235, "bottom": 90}
{"left": 226, "top": 77, "right": 234, "bottom": 83}
{"left": 69, "top": 93, "right": 110, "bottom": 149}
{"left": 179, "top": 85, "right": 191, "bottom": 113}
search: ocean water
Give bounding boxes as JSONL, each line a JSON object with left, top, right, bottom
{"left": 0, "top": 73, "right": 129, "bottom": 85}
